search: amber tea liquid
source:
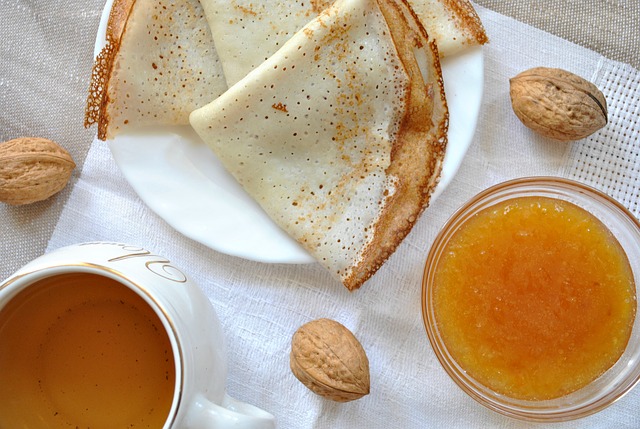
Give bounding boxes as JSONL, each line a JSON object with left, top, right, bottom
{"left": 0, "top": 273, "right": 176, "bottom": 428}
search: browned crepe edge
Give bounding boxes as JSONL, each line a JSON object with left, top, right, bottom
{"left": 441, "top": 0, "right": 488, "bottom": 47}
{"left": 343, "top": 0, "right": 448, "bottom": 291}
{"left": 84, "top": 0, "right": 137, "bottom": 140}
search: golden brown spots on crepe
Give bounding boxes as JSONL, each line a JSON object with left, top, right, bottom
{"left": 191, "top": 0, "right": 448, "bottom": 290}
{"left": 310, "top": 0, "right": 334, "bottom": 14}
{"left": 272, "top": 102, "right": 288, "bottom": 112}
{"left": 84, "top": 0, "right": 227, "bottom": 140}
{"left": 234, "top": 3, "right": 258, "bottom": 16}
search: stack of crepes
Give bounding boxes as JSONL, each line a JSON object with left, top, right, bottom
{"left": 85, "top": 0, "right": 487, "bottom": 290}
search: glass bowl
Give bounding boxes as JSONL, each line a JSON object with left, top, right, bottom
{"left": 422, "top": 176, "right": 640, "bottom": 422}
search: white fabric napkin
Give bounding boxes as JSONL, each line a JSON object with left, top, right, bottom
{"left": 47, "top": 5, "right": 640, "bottom": 428}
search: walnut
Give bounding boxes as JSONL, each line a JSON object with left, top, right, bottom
{"left": 509, "top": 67, "right": 607, "bottom": 141}
{"left": 0, "top": 137, "right": 75, "bottom": 205}
{"left": 290, "top": 318, "right": 370, "bottom": 402}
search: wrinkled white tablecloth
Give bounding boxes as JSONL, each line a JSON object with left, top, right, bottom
{"left": 41, "top": 5, "right": 640, "bottom": 428}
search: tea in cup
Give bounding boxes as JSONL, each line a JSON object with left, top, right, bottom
{"left": 0, "top": 242, "right": 275, "bottom": 429}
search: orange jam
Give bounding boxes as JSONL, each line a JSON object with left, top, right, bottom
{"left": 433, "top": 196, "right": 636, "bottom": 400}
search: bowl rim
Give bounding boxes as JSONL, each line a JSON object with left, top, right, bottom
{"left": 421, "top": 176, "right": 640, "bottom": 422}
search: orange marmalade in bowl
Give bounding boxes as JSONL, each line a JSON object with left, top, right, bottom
{"left": 423, "top": 178, "right": 640, "bottom": 421}
{"left": 433, "top": 195, "right": 635, "bottom": 400}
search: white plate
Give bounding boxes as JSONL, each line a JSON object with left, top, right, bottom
{"left": 94, "top": 0, "right": 484, "bottom": 264}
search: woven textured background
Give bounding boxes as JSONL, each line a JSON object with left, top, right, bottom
{"left": 475, "top": 0, "right": 640, "bottom": 69}
{"left": 0, "top": 0, "right": 103, "bottom": 279}
{"left": 564, "top": 61, "right": 640, "bottom": 218}
{"left": 1, "top": 2, "right": 640, "bottom": 428}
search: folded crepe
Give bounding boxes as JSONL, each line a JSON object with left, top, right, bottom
{"left": 85, "top": 0, "right": 227, "bottom": 140}
{"left": 200, "top": 0, "right": 487, "bottom": 86}
{"left": 190, "top": 0, "right": 448, "bottom": 290}
{"left": 411, "top": 0, "right": 488, "bottom": 56}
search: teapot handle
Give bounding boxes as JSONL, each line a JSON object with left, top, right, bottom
{"left": 186, "top": 393, "right": 275, "bottom": 429}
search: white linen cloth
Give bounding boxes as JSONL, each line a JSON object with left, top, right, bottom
{"left": 45, "top": 5, "right": 640, "bottom": 429}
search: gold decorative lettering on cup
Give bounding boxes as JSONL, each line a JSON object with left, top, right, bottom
{"left": 80, "top": 242, "right": 188, "bottom": 282}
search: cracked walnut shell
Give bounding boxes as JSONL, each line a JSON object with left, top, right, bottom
{"left": 0, "top": 137, "right": 75, "bottom": 205}
{"left": 509, "top": 67, "right": 607, "bottom": 141}
{"left": 290, "top": 318, "right": 370, "bottom": 402}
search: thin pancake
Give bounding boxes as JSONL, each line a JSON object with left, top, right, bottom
{"left": 199, "top": 0, "right": 486, "bottom": 86}
{"left": 409, "top": 0, "right": 488, "bottom": 57}
{"left": 190, "top": 0, "right": 448, "bottom": 290}
{"left": 85, "top": 0, "right": 227, "bottom": 140}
